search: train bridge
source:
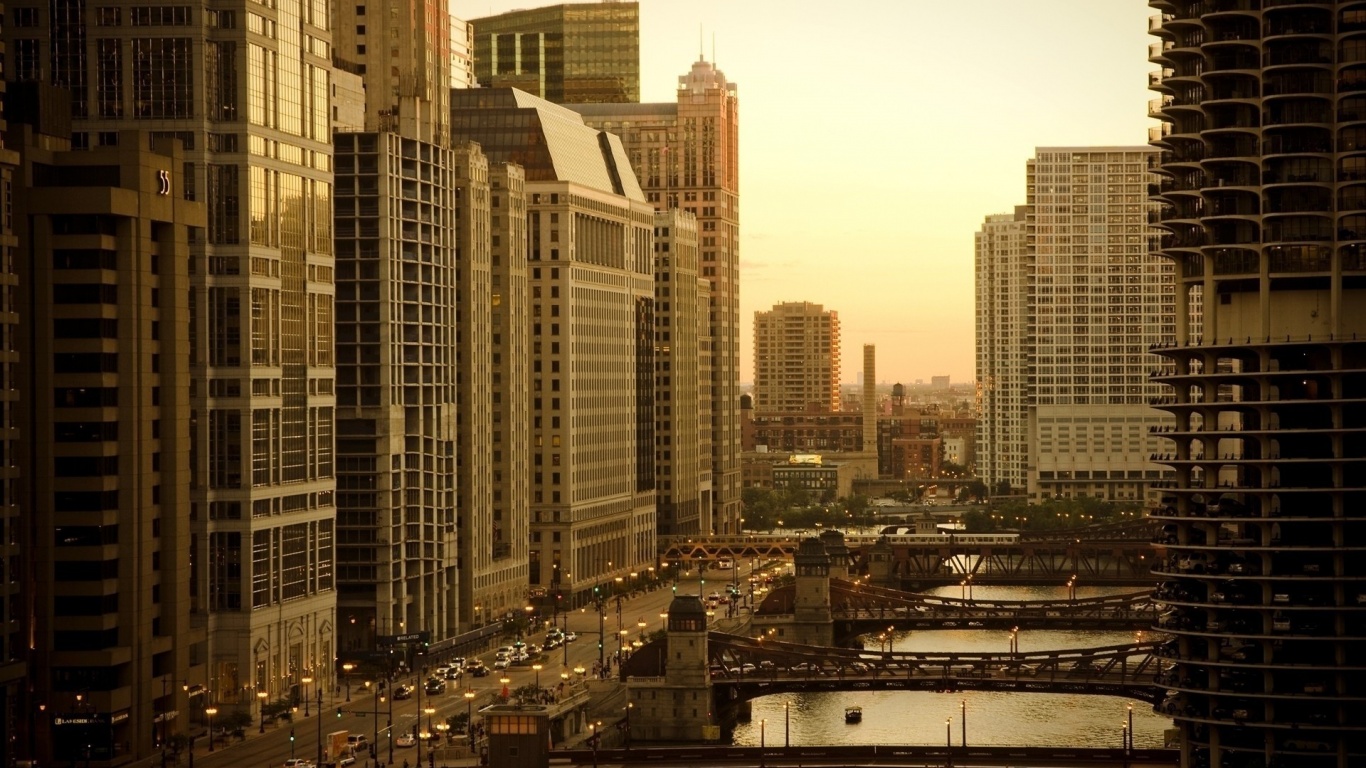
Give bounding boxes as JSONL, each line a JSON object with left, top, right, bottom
{"left": 658, "top": 519, "right": 1159, "bottom": 587}
{"left": 756, "top": 578, "right": 1159, "bottom": 634}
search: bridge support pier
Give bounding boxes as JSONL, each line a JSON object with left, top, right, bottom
{"left": 624, "top": 595, "right": 716, "bottom": 742}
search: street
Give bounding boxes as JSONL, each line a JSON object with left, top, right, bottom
{"left": 188, "top": 561, "right": 767, "bottom": 768}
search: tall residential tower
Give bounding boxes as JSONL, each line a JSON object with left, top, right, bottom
{"left": 753, "top": 301, "right": 841, "bottom": 414}
{"left": 1148, "top": 4, "right": 1366, "bottom": 767}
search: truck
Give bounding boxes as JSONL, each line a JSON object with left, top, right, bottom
{"left": 325, "top": 731, "right": 350, "bottom": 767}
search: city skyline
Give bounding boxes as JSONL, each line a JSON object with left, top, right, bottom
{"left": 469, "top": 0, "right": 1156, "bottom": 383}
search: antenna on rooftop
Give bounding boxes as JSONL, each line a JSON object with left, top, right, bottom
{"left": 699, "top": 25, "right": 704, "bottom": 60}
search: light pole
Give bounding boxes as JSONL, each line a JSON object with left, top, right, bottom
{"left": 1128, "top": 704, "right": 1134, "bottom": 752}
{"left": 532, "top": 663, "right": 543, "bottom": 691}
{"left": 625, "top": 702, "right": 632, "bottom": 749}
{"left": 315, "top": 688, "right": 323, "bottom": 767}
{"left": 784, "top": 701, "right": 790, "bottom": 748}
{"left": 946, "top": 718, "right": 952, "bottom": 768}
{"left": 660, "top": 611, "right": 668, "bottom": 632}
{"left": 597, "top": 599, "right": 606, "bottom": 673}
{"left": 342, "top": 663, "right": 354, "bottom": 701}
{"left": 301, "top": 676, "right": 313, "bottom": 716}
{"left": 387, "top": 687, "right": 394, "bottom": 764}
{"left": 499, "top": 677, "right": 511, "bottom": 703}
{"left": 637, "top": 619, "right": 647, "bottom": 641}
{"left": 369, "top": 683, "right": 380, "bottom": 760}
{"left": 257, "top": 690, "right": 268, "bottom": 733}
{"left": 205, "top": 707, "right": 217, "bottom": 752}
{"left": 588, "top": 723, "right": 598, "bottom": 768}
{"left": 465, "top": 689, "right": 477, "bottom": 751}
{"left": 961, "top": 699, "right": 966, "bottom": 747}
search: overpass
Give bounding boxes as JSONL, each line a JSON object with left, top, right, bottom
{"left": 552, "top": 744, "right": 1179, "bottom": 767}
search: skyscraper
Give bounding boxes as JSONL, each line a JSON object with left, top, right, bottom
{"left": 450, "top": 88, "right": 657, "bottom": 605}
{"left": 976, "top": 148, "right": 1174, "bottom": 503}
{"left": 975, "top": 208, "right": 1030, "bottom": 495}
{"left": 10, "top": 108, "right": 202, "bottom": 763}
{"left": 5, "top": 0, "right": 338, "bottom": 739}
{"left": 0, "top": 46, "right": 21, "bottom": 768}
{"left": 469, "top": 1, "right": 640, "bottom": 104}
{"left": 1148, "top": 4, "right": 1366, "bottom": 767}
{"left": 334, "top": 0, "right": 454, "bottom": 140}
{"left": 572, "top": 55, "right": 742, "bottom": 535}
{"left": 753, "top": 301, "right": 841, "bottom": 414}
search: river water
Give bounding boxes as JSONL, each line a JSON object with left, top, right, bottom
{"left": 731, "top": 585, "right": 1174, "bottom": 750}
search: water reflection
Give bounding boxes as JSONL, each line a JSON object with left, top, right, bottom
{"left": 731, "top": 585, "right": 1172, "bottom": 749}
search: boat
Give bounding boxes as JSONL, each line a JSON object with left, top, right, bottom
{"left": 844, "top": 705, "right": 862, "bottom": 724}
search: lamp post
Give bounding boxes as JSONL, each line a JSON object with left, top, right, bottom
{"left": 597, "top": 599, "right": 606, "bottom": 673}
{"left": 205, "top": 707, "right": 218, "bottom": 752}
{"left": 387, "top": 687, "right": 394, "bottom": 764}
{"left": 532, "top": 663, "right": 543, "bottom": 691}
{"left": 618, "top": 629, "right": 629, "bottom": 662}
{"left": 625, "top": 701, "right": 632, "bottom": 749}
{"left": 342, "top": 663, "right": 354, "bottom": 701}
{"left": 1127, "top": 704, "right": 1134, "bottom": 752}
{"left": 315, "top": 688, "right": 323, "bottom": 767}
{"left": 301, "top": 676, "right": 313, "bottom": 716}
{"left": 368, "top": 683, "right": 380, "bottom": 760}
{"left": 257, "top": 690, "right": 268, "bottom": 733}
{"left": 465, "top": 689, "right": 477, "bottom": 751}
{"left": 946, "top": 718, "right": 952, "bottom": 768}
{"left": 659, "top": 611, "right": 668, "bottom": 632}
{"left": 961, "top": 699, "right": 966, "bottom": 748}
{"left": 588, "top": 723, "right": 598, "bottom": 768}
{"left": 637, "top": 619, "right": 647, "bottom": 641}
{"left": 499, "top": 677, "right": 511, "bottom": 703}
{"left": 784, "top": 701, "right": 790, "bottom": 748}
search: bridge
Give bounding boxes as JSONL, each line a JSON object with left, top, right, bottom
{"left": 757, "top": 578, "right": 1159, "bottom": 633}
{"left": 658, "top": 519, "right": 1159, "bottom": 587}
{"left": 552, "top": 744, "right": 1179, "bottom": 767}
{"left": 620, "top": 631, "right": 1165, "bottom": 706}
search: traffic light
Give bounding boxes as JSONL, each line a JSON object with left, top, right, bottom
{"left": 336, "top": 707, "right": 343, "bottom": 719}
{"left": 289, "top": 728, "right": 295, "bottom": 744}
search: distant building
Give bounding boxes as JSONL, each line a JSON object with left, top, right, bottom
{"left": 469, "top": 1, "right": 640, "bottom": 104}
{"left": 753, "top": 301, "right": 841, "bottom": 414}
{"left": 930, "top": 375, "right": 950, "bottom": 389}
{"left": 976, "top": 148, "right": 1174, "bottom": 502}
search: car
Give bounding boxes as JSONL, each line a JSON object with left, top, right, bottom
{"left": 470, "top": 663, "right": 490, "bottom": 677}
{"left": 565, "top": 631, "right": 578, "bottom": 642}
{"left": 544, "top": 637, "right": 561, "bottom": 650}
{"left": 526, "top": 644, "right": 542, "bottom": 656}
{"left": 283, "top": 760, "right": 316, "bottom": 768}
{"left": 392, "top": 685, "right": 412, "bottom": 700}
{"left": 450, "top": 656, "right": 466, "bottom": 669}
{"left": 394, "top": 735, "right": 416, "bottom": 749}
{"left": 497, "top": 646, "right": 515, "bottom": 656}
{"left": 739, "top": 663, "right": 756, "bottom": 674}
{"left": 444, "top": 666, "right": 463, "bottom": 680}
{"left": 337, "top": 756, "right": 356, "bottom": 768}
{"left": 493, "top": 657, "right": 511, "bottom": 669}
{"left": 424, "top": 678, "right": 447, "bottom": 694}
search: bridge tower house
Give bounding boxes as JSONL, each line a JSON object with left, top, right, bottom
{"left": 819, "top": 529, "right": 851, "bottom": 580}
{"left": 626, "top": 594, "right": 715, "bottom": 741}
{"left": 866, "top": 536, "right": 896, "bottom": 588}
{"left": 791, "top": 537, "right": 834, "bottom": 646}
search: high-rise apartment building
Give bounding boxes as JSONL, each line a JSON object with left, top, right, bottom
{"left": 469, "top": 1, "right": 640, "bottom": 104}
{"left": 10, "top": 110, "right": 202, "bottom": 763}
{"left": 1148, "top": 5, "right": 1366, "bottom": 767}
{"left": 5, "top": 0, "right": 339, "bottom": 730}
{"left": 652, "top": 210, "right": 709, "bottom": 536}
{"left": 450, "top": 88, "right": 657, "bottom": 604}
{"left": 976, "top": 148, "right": 1173, "bottom": 503}
{"left": 975, "top": 207, "right": 1030, "bottom": 494}
{"left": 753, "top": 301, "right": 841, "bottom": 414}
{"left": 332, "top": 131, "right": 460, "bottom": 650}
{"left": 572, "top": 55, "right": 742, "bottom": 534}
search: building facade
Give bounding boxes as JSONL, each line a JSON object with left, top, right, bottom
{"left": 11, "top": 111, "right": 203, "bottom": 764}
{"left": 976, "top": 148, "right": 1174, "bottom": 503}
{"left": 753, "top": 301, "right": 841, "bottom": 415}
{"left": 652, "top": 209, "right": 709, "bottom": 536}
{"left": 0, "top": 53, "right": 21, "bottom": 768}
{"left": 450, "top": 88, "right": 657, "bottom": 606}
{"left": 571, "top": 55, "right": 741, "bottom": 535}
{"left": 333, "top": 0, "right": 453, "bottom": 141}
{"left": 1148, "top": 4, "right": 1366, "bottom": 768}
{"left": 469, "top": 1, "right": 640, "bottom": 104}
{"left": 333, "top": 131, "right": 459, "bottom": 650}
{"left": 5, "top": 0, "right": 340, "bottom": 721}
{"left": 974, "top": 207, "right": 1030, "bottom": 494}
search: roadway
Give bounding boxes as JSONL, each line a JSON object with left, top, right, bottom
{"left": 552, "top": 744, "right": 1179, "bottom": 767}
{"left": 186, "top": 562, "right": 766, "bottom": 768}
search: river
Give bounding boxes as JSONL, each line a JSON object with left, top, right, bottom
{"left": 730, "top": 585, "right": 1174, "bottom": 750}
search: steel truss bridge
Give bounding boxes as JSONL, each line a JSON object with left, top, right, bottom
{"left": 757, "top": 579, "right": 1160, "bottom": 632}
{"left": 619, "top": 631, "right": 1166, "bottom": 706}
{"left": 553, "top": 745, "right": 1179, "bottom": 767}
{"left": 659, "top": 520, "right": 1159, "bottom": 585}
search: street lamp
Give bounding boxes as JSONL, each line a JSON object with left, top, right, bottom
{"left": 257, "top": 690, "right": 268, "bottom": 733}
{"left": 464, "top": 689, "right": 477, "bottom": 751}
{"left": 784, "top": 701, "right": 790, "bottom": 748}
{"left": 205, "top": 707, "right": 218, "bottom": 752}
{"left": 499, "top": 677, "right": 511, "bottom": 703}
{"left": 660, "top": 611, "right": 668, "bottom": 631}
{"left": 342, "top": 663, "right": 355, "bottom": 701}
{"left": 637, "top": 619, "right": 647, "bottom": 640}
{"left": 961, "top": 699, "right": 966, "bottom": 747}
{"left": 367, "top": 683, "right": 379, "bottom": 759}
{"left": 532, "top": 663, "right": 543, "bottom": 690}
{"left": 301, "top": 676, "right": 313, "bottom": 716}
{"left": 574, "top": 664, "right": 586, "bottom": 679}
{"left": 618, "top": 629, "right": 629, "bottom": 662}
{"left": 1127, "top": 704, "right": 1134, "bottom": 752}
{"left": 419, "top": 705, "right": 435, "bottom": 767}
